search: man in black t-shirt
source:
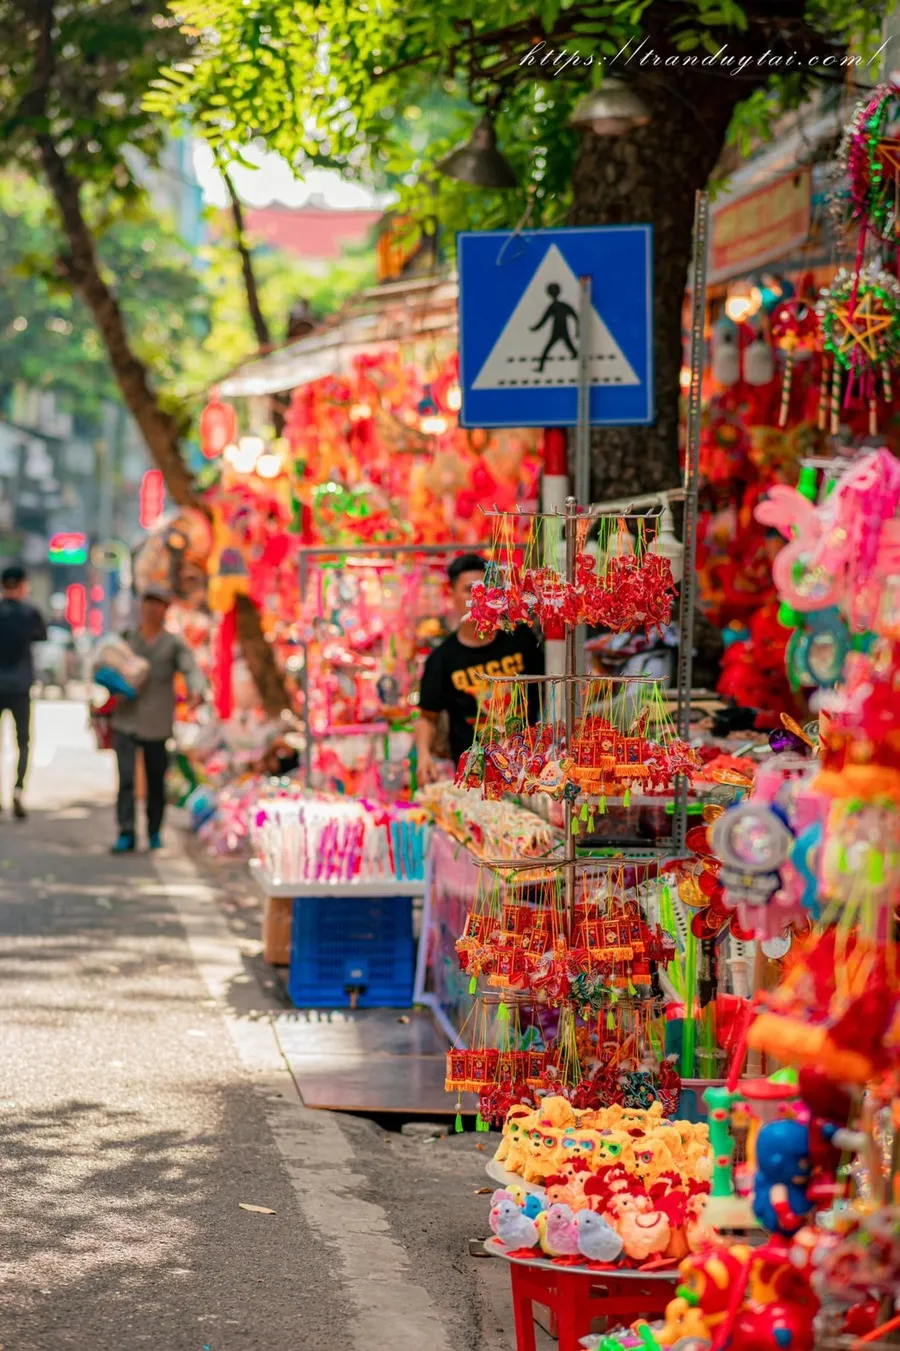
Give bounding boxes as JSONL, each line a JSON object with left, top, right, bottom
{"left": 416, "top": 553, "right": 543, "bottom": 783}
{"left": 0, "top": 564, "right": 47, "bottom": 818}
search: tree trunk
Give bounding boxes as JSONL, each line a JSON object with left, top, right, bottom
{"left": 235, "top": 594, "right": 291, "bottom": 718}
{"left": 38, "top": 135, "right": 292, "bottom": 716}
{"left": 567, "top": 63, "right": 769, "bottom": 502}
{"left": 37, "top": 134, "right": 198, "bottom": 509}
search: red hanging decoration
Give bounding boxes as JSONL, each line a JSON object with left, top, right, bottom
{"left": 200, "top": 388, "right": 239, "bottom": 460}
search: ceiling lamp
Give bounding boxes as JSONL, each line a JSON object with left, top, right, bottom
{"left": 437, "top": 113, "right": 518, "bottom": 189}
{"left": 648, "top": 503, "right": 684, "bottom": 585}
{"left": 569, "top": 79, "right": 651, "bottom": 136}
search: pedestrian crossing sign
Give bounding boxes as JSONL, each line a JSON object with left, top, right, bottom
{"left": 457, "top": 225, "right": 653, "bottom": 429}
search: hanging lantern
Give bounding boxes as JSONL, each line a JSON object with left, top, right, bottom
{"left": 417, "top": 384, "right": 448, "bottom": 436}
{"left": 816, "top": 264, "right": 900, "bottom": 434}
{"left": 200, "top": 388, "right": 238, "bottom": 460}
{"left": 770, "top": 289, "right": 818, "bottom": 427}
{"left": 840, "top": 82, "right": 900, "bottom": 243}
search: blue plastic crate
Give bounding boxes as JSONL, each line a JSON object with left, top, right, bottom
{"left": 288, "top": 892, "right": 416, "bottom": 1008}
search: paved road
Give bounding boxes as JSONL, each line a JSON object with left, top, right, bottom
{"left": 0, "top": 701, "right": 523, "bottom": 1351}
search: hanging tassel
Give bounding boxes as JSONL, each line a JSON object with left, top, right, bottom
{"left": 455, "top": 1111, "right": 464, "bottom": 1133}
{"left": 580, "top": 803, "right": 589, "bottom": 822}
{"left": 475, "top": 1112, "right": 484, "bottom": 1132}
{"left": 497, "top": 1001, "right": 510, "bottom": 1022}
{"left": 468, "top": 975, "right": 477, "bottom": 995}
{"left": 818, "top": 353, "right": 830, "bottom": 431}
{"left": 607, "top": 1010, "right": 616, "bottom": 1031}
{"left": 571, "top": 816, "right": 580, "bottom": 835}
{"left": 598, "top": 795, "right": 607, "bottom": 815}
{"left": 869, "top": 851, "right": 885, "bottom": 885}
{"left": 623, "top": 788, "right": 631, "bottom": 808}
{"left": 778, "top": 351, "right": 794, "bottom": 427}
{"left": 830, "top": 358, "right": 842, "bottom": 435}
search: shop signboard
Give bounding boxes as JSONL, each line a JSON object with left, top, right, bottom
{"left": 458, "top": 225, "right": 653, "bottom": 428}
{"left": 709, "top": 167, "right": 812, "bottom": 284}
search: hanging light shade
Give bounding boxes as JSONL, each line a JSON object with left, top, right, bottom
{"left": 569, "top": 79, "right": 651, "bottom": 136}
{"left": 437, "top": 114, "right": 518, "bottom": 189}
{"left": 199, "top": 388, "right": 238, "bottom": 460}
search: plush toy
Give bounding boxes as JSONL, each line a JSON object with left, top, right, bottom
{"left": 493, "top": 1199, "right": 539, "bottom": 1252}
{"left": 631, "top": 1135, "right": 679, "bottom": 1190}
{"left": 607, "top": 1193, "right": 671, "bottom": 1262}
{"left": 558, "top": 1127, "right": 605, "bottom": 1170}
{"left": 522, "top": 1125, "right": 565, "bottom": 1185}
{"left": 595, "top": 1129, "right": 636, "bottom": 1171}
{"left": 495, "top": 1105, "right": 534, "bottom": 1165}
{"left": 575, "top": 1209, "right": 625, "bottom": 1263}
{"left": 538, "top": 1203, "right": 581, "bottom": 1258}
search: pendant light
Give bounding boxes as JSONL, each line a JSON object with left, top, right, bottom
{"left": 437, "top": 113, "right": 518, "bottom": 189}
{"left": 569, "top": 78, "right": 651, "bottom": 136}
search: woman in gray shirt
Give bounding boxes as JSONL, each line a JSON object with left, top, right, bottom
{"left": 111, "top": 587, "right": 204, "bottom": 853}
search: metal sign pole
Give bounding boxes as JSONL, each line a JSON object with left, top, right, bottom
{"left": 575, "top": 276, "right": 592, "bottom": 507}
{"left": 673, "top": 190, "right": 710, "bottom": 852}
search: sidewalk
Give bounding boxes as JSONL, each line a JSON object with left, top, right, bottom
{"left": 0, "top": 700, "right": 520, "bottom": 1351}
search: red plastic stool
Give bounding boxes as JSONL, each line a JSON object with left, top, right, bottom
{"left": 489, "top": 1247, "right": 676, "bottom": 1351}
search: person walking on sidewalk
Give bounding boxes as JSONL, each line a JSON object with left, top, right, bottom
{"left": 110, "top": 587, "right": 205, "bottom": 854}
{"left": 0, "top": 564, "right": 47, "bottom": 819}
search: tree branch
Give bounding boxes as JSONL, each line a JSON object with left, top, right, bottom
{"left": 218, "top": 153, "right": 272, "bottom": 352}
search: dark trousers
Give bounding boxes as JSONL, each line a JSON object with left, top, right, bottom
{"left": 0, "top": 693, "right": 31, "bottom": 791}
{"left": 114, "top": 731, "right": 168, "bottom": 836}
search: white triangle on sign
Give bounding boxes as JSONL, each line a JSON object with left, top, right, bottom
{"left": 472, "top": 243, "right": 639, "bottom": 391}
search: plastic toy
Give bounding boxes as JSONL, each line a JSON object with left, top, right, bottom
{"left": 752, "top": 1119, "right": 813, "bottom": 1236}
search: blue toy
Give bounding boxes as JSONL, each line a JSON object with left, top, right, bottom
{"left": 521, "top": 1193, "right": 545, "bottom": 1220}
{"left": 752, "top": 1118, "right": 813, "bottom": 1235}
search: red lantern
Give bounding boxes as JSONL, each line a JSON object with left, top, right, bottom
{"left": 200, "top": 388, "right": 238, "bottom": 459}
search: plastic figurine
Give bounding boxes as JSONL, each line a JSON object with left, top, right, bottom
{"left": 752, "top": 1119, "right": 813, "bottom": 1236}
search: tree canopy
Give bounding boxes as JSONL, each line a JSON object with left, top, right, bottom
{"left": 152, "top": 0, "right": 884, "bottom": 240}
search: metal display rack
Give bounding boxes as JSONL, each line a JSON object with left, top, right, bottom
{"left": 297, "top": 540, "right": 491, "bottom": 787}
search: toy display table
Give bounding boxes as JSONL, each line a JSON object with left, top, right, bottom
{"left": 484, "top": 1240, "right": 677, "bottom": 1351}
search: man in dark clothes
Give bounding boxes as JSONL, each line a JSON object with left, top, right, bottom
{"left": 0, "top": 564, "right": 47, "bottom": 818}
{"left": 416, "top": 553, "right": 543, "bottom": 784}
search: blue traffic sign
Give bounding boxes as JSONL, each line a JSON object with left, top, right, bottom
{"left": 457, "top": 225, "right": 653, "bottom": 429}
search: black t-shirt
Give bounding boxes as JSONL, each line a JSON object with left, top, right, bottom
{"left": 0, "top": 598, "right": 47, "bottom": 696}
{"left": 419, "top": 626, "right": 544, "bottom": 765}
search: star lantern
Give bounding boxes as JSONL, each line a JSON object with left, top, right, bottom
{"left": 816, "top": 265, "right": 900, "bottom": 434}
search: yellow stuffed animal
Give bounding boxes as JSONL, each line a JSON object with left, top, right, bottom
{"left": 631, "top": 1134, "right": 679, "bottom": 1189}
{"left": 594, "top": 1129, "right": 635, "bottom": 1172}
{"left": 495, "top": 1104, "right": 535, "bottom": 1166}
{"left": 522, "top": 1125, "right": 565, "bottom": 1184}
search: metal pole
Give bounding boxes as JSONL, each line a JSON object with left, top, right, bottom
{"left": 575, "top": 276, "right": 592, "bottom": 507}
{"left": 563, "top": 495, "right": 578, "bottom": 941}
{"left": 299, "top": 550, "right": 312, "bottom": 788}
{"left": 673, "top": 190, "right": 709, "bottom": 852}
{"left": 542, "top": 429, "right": 568, "bottom": 679}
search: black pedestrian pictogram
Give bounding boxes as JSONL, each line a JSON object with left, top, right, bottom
{"left": 530, "top": 283, "right": 579, "bottom": 372}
